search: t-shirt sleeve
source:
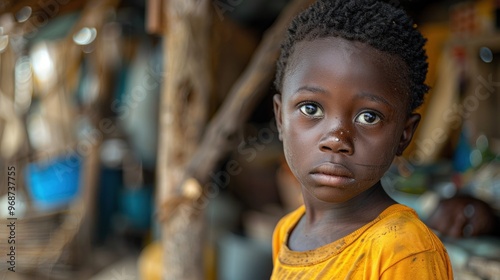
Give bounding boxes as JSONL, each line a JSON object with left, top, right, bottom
{"left": 272, "top": 207, "right": 303, "bottom": 263}
{"left": 272, "top": 217, "right": 286, "bottom": 263}
{"left": 380, "top": 251, "right": 454, "bottom": 280}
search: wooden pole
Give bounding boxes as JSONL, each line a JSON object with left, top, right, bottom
{"left": 157, "top": 0, "right": 212, "bottom": 279}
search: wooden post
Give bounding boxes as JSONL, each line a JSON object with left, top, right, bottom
{"left": 157, "top": 0, "right": 212, "bottom": 279}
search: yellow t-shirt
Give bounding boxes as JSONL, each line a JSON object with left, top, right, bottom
{"left": 272, "top": 204, "right": 453, "bottom": 279}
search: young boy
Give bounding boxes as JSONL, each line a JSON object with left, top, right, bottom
{"left": 271, "top": 0, "right": 453, "bottom": 279}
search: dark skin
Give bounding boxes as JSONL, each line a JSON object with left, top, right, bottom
{"left": 427, "top": 195, "right": 498, "bottom": 238}
{"left": 273, "top": 37, "right": 421, "bottom": 251}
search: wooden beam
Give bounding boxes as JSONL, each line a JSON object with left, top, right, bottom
{"left": 146, "top": 0, "right": 164, "bottom": 35}
{"left": 157, "top": 0, "right": 212, "bottom": 279}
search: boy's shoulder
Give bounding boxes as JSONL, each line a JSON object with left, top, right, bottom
{"left": 374, "top": 203, "right": 435, "bottom": 236}
{"left": 364, "top": 204, "right": 444, "bottom": 254}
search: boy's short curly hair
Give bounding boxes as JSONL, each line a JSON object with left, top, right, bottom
{"left": 275, "top": 0, "right": 429, "bottom": 112}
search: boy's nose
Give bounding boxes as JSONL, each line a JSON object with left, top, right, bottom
{"left": 318, "top": 128, "right": 354, "bottom": 155}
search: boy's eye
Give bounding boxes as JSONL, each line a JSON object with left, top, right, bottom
{"left": 355, "top": 112, "right": 381, "bottom": 125}
{"left": 299, "top": 103, "right": 324, "bottom": 118}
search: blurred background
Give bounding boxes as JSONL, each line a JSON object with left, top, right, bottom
{"left": 0, "top": 0, "right": 499, "bottom": 279}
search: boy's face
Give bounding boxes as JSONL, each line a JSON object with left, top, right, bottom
{"left": 274, "top": 37, "right": 420, "bottom": 204}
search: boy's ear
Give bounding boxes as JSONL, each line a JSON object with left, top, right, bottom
{"left": 396, "top": 113, "right": 421, "bottom": 156}
{"left": 273, "top": 94, "right": 283, "bottom": 141}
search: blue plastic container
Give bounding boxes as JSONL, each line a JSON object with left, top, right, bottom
{"left": 25, "top": 153, "right": 82, "bottom": 210}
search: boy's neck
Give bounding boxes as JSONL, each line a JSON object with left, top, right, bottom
{"left": 287, "top": 182, "right": 396, "bottom": 252}
{"left": 302, "top": 181, "right": 396, "bottom": 227}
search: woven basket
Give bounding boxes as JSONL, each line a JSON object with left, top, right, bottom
{"left": 0, "top": 201, "right": 85, "bottom": 276}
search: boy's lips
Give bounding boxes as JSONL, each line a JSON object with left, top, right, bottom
{"left": 309, "top": 163, "right": 354, "bottom": 186}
